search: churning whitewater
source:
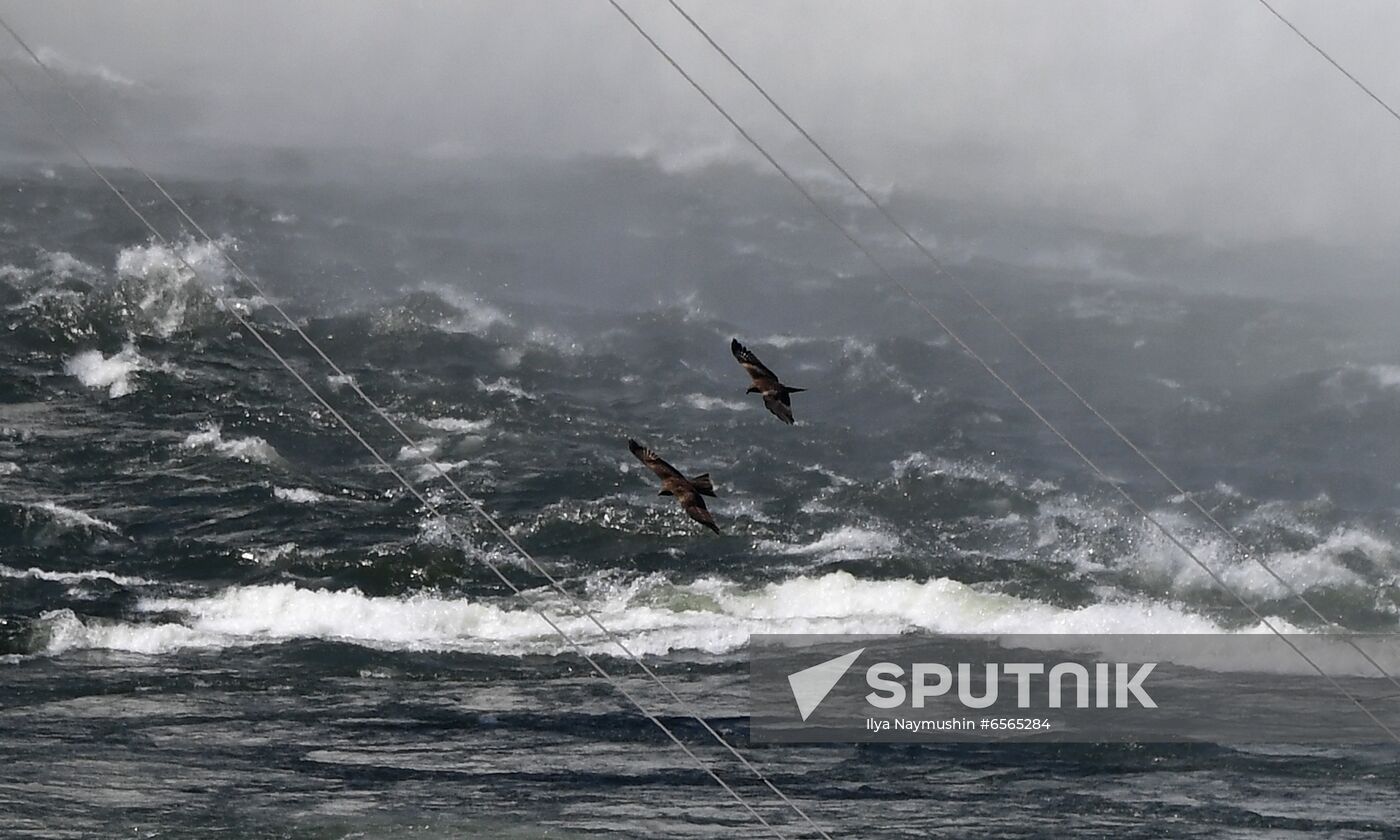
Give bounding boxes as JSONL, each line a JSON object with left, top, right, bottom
{"left": 3, "top": 162, "right": 1399, "bottom": 838}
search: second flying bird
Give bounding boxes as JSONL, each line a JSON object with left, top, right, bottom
{"left": 731, "top": 338, "right": 805, "bottom": 425}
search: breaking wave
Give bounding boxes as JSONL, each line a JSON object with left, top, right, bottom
{"left": 181, "top": 424, "right": 282, "bottom": 465}
{"left": 0, "top": 564, "right": 154, "bottom": 587}
{"left": 1118, "top": 519, "right": 1398, "bottom": 604}
{"left": 5, "top": 236, "right": 265, "bottom": 347}
{"left": 25, "top": 501, "right": 119, "bottom": 534}
{"left": 757, "top": 525, "right": 901, "bottom": 561}
{"left": 64, "top": 343, "right": 151, "bottom": 398}
{"left": 112, "top": 238, "right": 258, "bottom": 337}
{"left": 27, "top": 571, "right": 1296, "bottom": 661}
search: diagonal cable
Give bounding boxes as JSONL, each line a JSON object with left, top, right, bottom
{"left": 605, "top": 0, "right": 1400, "bottom": 743}
{"left": 661, "top": 0, "right": 1400, "bottom": 695}
{"left": 0, "top": 15, "right": 832, "bottom": 837}
{"left": 0, "top": 39, "right": 808, "bottom": 840}
{"left": 1255, "top": 0, "right": 1400, "bottom": 126}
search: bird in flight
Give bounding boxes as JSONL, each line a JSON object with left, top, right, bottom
{"left": 627, "top": 438, "right": 721, "bottom": 534}
{"left": 731, "top": 338, "right": 805, "bottom": 425}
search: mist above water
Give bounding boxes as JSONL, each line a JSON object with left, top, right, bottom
{"left": 3, "top": 1, "right": 1400, "bottom": 303}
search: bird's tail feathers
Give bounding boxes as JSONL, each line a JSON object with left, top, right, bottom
{"left": 689, "top": 473, "right": 717, "bottom": 496}
{"left": 784, "top": 386, "right": 806, "bottom": 394}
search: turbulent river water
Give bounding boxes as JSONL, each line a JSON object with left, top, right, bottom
{"left": 2, "top": 160, "right": 1398, "bottom": 838}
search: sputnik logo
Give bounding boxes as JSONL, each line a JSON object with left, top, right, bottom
{"left": 787, "top": 648, "right": 865, "bottom": 721}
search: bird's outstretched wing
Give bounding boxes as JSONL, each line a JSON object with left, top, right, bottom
{"left": 762, "top": 394, "right": 795, "bottom": 425}
{"left": 679, "top": 492, "right": 721, "bottom": 534}
{"left": 731, "top": 338, "right": 781, "bottom": 389}
{"left": 628, "top": 438, "right": 685, "bottom": 483}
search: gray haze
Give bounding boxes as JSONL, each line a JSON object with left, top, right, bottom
{"left": 4, "top": 0, "right": 1400, "bottom": 296}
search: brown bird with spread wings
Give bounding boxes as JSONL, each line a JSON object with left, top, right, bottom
{"left": 627, "top": 438, "right": 720, "bottom": 534}
{"left": 731, "top": 338, "right": 805, "bottom": 425}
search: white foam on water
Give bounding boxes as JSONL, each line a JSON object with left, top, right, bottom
{"left": 803, "top": 464, "right": 857, "bottom": 487}
{"left": 416, "top": 285, "right": 513, "bottom": 336}
{"left": 395, "top": 437, "right": 444, "bottom": 461}
{"left": 409, "top": 460, "right": 471, "bottom": 483}
{"left": 475, "top": 377, "right": 533, "bottom": 399}
{"left": 665, "top": 393, "right": 751, "bottom": 412}
{"left": 1055, "top": 504, "right": 1398, "bottom": 604}
{"left": 448, "top": 300, "right": 511, "bottom": 335}
{"left": 237, "top": 543, "right": 298, "bottom": 566}
{"left": 756, "top": 525, "right": 901, "bottom": 561}
{"left": 116, "top": 241, "right": 219, "bottom": 336}
{"left": 64, "top": 344, "right": 151, "bottom": 398}
{"left": 0, "top": 462, "right": 19, "bottom": 476}
{"left": 28, "top": 571, "right": 1308, "bottom": 666}
{"left": 0, "top": 564, "right": 153, "bottom": 586}
{"left": 40, "top": 250, "right": 100, "bottom": 281}
{"left": 388, "top": 437, "right": 475, "bottom": 481}
{"left": 753, "top": 334, "right": 823, "bottom": 349}
{"left": 273, "top": 487, "right": 333, "bottom": 505}
{"left": 889, "top": 452, "right": 1021, "bottom": 488}
{"left": 35, "top": 608, "right": 226, "bottom": 655}
{"left": 0, "top": 264, "right": 34, "bottom": 283}
{"left": 420, "top": 417, "right": 493, "bottom": 434}
{"left": 1108, "top": 512, "right": 1383, "bottom": 604}
{"left": 28, "top": 501, "right": 119, "bottom": 533}
{"left": 181, "top": 423, "right": 282, "bottom": 465}
{"left": 116, "top": 239, "right": 231, "bottom": 287}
